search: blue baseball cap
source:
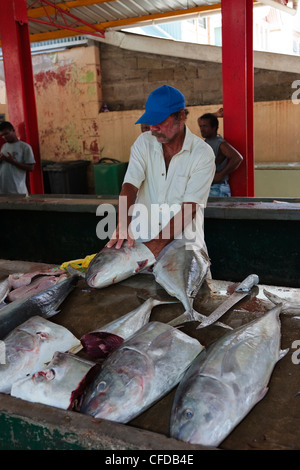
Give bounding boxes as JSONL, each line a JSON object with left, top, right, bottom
{"left": 135, "top": 85, "right": 185, "bottom": 125}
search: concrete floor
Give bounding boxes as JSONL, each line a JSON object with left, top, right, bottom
{"left": 0, "top": 259, "right": 299, "bottom": 450}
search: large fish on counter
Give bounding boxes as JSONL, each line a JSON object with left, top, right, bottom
{"left": 152, "top": 240, "right": 211, "bottom": 322}
{"left": 80, "top": 297, "right": 176, "bottom": 359}
{"left": 86, "top": 238, "right": 212, "bottom": 324}
{"left": 170, "top": 305, "right": 288, "bottom": 447}
{"left": 0, "top": 274, "right": 79, "bottom": 339}
{"left": 80, "top": 321, "right": 203, "bottom": 423}
{"left": 11, "top": 351, "right": 97, "bottom": 411}
{"left": 85, "top": 242, "right": 156, "bottom": 288}
{"left": 0, "top": 316, "right": 81, "bottom": 394}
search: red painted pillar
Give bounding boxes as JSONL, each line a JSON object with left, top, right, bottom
{"left": 0, "top": 0, "right": 44, "bottom": 193}
{"left": 221, "top": 0, "right": 254, "bottom": 196}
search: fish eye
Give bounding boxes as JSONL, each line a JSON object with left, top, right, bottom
{"left": 184, "top": 409, "right": 194, "bottom": 420}
{"left": 45, "top": 369, "right": 55, "bottom": 380}
{"left": 97, "top": 381, "right": 107, "bottom": 392}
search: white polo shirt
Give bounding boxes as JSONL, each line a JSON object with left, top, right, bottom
{"left": 123, "top": 126, "right": 215, "bottom": 250}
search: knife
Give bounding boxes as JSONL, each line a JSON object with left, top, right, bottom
{"left": 197, "top": 274, "right": 259, "bottom": 329}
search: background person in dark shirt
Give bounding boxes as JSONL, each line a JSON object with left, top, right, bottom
{"left": 198, "top": 111, "right": 243, "bottom": 197}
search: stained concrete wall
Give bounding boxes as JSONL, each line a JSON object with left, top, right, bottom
{"left": 0, "top": 31, "right": 299, "bottom": 196}
{"left": 98, "top": 42, "right": 300, "bottom": 110}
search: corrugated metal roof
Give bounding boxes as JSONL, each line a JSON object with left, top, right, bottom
{"left": 25, "top": 0, "right": 222, "bottom": 41}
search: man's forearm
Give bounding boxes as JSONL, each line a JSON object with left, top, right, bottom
{"left": 145, "top": 202, "right": 198, "bottom": 257}
{"left": 118, "top": 182, "right": 139, "bottom": 239}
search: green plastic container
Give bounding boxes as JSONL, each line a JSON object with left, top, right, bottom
{"left": 93, "top": 158, "right": 128, "bottom": 195}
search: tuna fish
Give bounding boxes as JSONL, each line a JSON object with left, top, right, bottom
{"left": 170, "top": 305, "right": 288, "bottom": 447}
{"left": 80, "top": 321, "right": 203, "bottom": 423}
{"left": 153, "top": 240, "right": 211, "bottom": 322}
{"left": 80, "top": 297, "right": 176, "bottom": 359}
{"left": 85, "top": 242, "right": 156, "bottom": 289}
{"left": 11, "top": 351, "right": 97, "bottom": 411}
{"left": 0, "top": 316, "right": 81, "bottom": 394}
{"left": 0, "top": 274, "right": 79, "bottom": 340}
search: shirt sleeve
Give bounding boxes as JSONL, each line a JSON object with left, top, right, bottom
{"left": 123, "top": 134, "right": 147, "bottom": 189}
{"left": 22, "top": 143, "right": 35, "bottom": 165}
{"left": 182, "top": 142, "right": 215, "bottom": 207}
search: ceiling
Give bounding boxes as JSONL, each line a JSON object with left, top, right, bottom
{"left": 25, "top": 0, "right": 225, "bottom": 42}
{"left": 0, "top": 0, "right": 293, "bottom": 44}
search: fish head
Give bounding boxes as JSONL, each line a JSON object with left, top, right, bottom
{"left": 80, "top": 346, "right": 154, "bottom": 422}
{"left": 85, "top": 243, "right": 154, "bottom": 289}
{"left": 170, "top": 375, "right": 232, "bottom": 447}
{"left": 85, "top": 248, "right": 119, "bottom": 288}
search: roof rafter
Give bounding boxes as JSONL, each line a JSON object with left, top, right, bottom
{"left": 27, "top": 0, "right": 105, "bottom": 37}
{"left": 27, "top": 0, "right": 115, "bottom": 18}
{"left": 27, "top": 2, "right": 223, "bottom": 42}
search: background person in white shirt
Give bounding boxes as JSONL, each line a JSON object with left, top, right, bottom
{"left": 0, "top": 121, "right": 35, "bottom": 195}
{"left": 106, "top": 85, "right": 215, "bottom": 259}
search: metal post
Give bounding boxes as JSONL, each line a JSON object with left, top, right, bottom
{"left": 221, "top": 0, "right": 254, "bottom": 196}
{"left": 0, "top": 0, "right": 44, "bottom": 193}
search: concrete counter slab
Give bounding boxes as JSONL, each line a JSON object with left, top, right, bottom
{"left": 0, "top": 195, "right": 299, "bottom": 287}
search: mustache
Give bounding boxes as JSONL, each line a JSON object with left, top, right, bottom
{"left": 151, "top": 131, "right": 166, "bottom": 138}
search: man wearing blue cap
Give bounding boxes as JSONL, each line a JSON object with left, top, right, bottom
{"left": 106, "top": 85, "right": 215, "bottom": 258}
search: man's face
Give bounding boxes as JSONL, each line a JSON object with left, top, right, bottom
{"left": 0, "top": 128, "right": 16, "bottom": 143}
{"left": 198, "top": 119, "right": 215, "bottom": 139}
{"left": 141, "top": 124, "right": 150, "bottom": 133}
{"left": 150, "top": 113, "right": 184, "bottom": 144}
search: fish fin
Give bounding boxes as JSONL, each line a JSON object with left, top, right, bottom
{"left": 279, "top": 348, "right": 289, "bottom": 360}
{"left": 192, "top": 309, "right": 233, "bottom": 330}
{"left": 167, "top": 310, "right": 232, "bottom": 330}
{"left": 66, "top": 265, "right": 86, "bottom": 278}
{"left": 68, "top": 343, "right": 83, "bottom": 354}
{"left": 263, "top": 289, "right": 282, "bottom": 305}
{"left": 258, "top": 386, "right": 269, "bottom": 401}
{"left": 263, "top": 290, "right": 300, "bottom": 315}
{"left": 45, "top": 309, "right": 60, "bottom": 318}
{"left": 135, "top": 259, "right": 150, "bottom": 273}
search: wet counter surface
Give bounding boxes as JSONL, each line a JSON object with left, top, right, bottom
{"left": 0, "top": 259, "right": 299, "bottom": 450}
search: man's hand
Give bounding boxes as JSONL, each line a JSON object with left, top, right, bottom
{"left": 106, "top": 224, "right": 135, "bottom": 250}
{"left": 1, "top": 152, "right": 15, "bottom": 164}
{"left": 106, "top": 182, "right": 139, "bottom": 250}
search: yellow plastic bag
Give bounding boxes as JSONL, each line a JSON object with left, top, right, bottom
{"left": 60, "top": 254, "right": 96, "bottom": 272}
